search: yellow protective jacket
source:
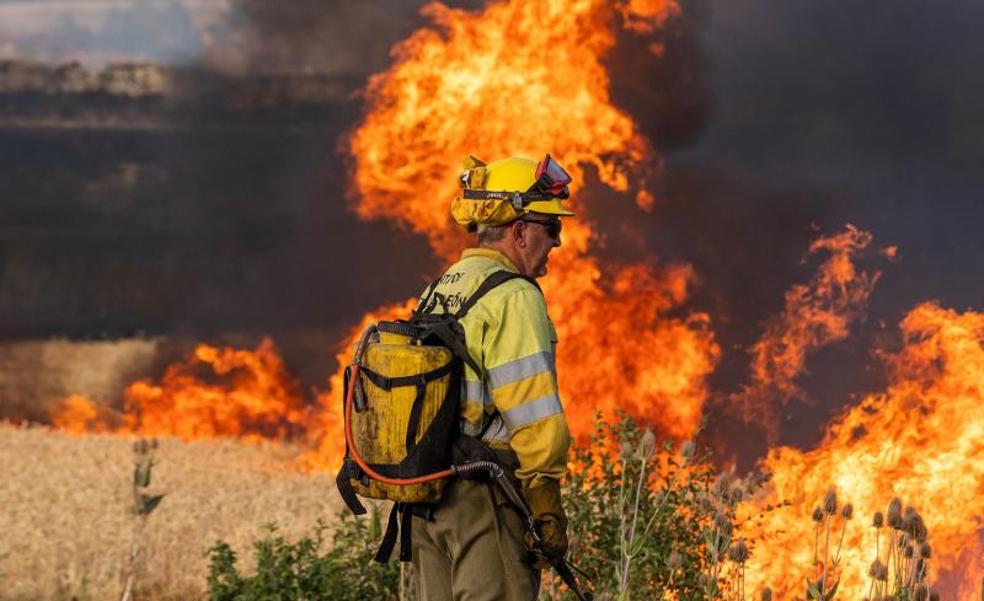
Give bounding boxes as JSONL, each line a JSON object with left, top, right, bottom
{"left": 418, "top": 248, "right": 571, "bottom": 489}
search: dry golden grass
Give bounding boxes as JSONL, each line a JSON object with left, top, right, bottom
{"left": 0, "top": 422, "right": 341, "bottom": 600}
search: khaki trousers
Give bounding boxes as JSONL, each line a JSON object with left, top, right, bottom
{"left": 411, "top": 477, "right": 540, "bottom": 601}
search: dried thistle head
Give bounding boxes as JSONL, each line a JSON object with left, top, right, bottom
{"left": 841, "top": 503, "right": 854, "bottom": 520}
{"left": 904, "top": 544, "right": 915, "bottom": 558}
{"left": 812, "top": 506, "right": 824, "bottom": 524}
{"left": 729, "top": 485, "right": 746, "bottom": 505}
{"left": 667, "top": 549, "right": 683, "bottom": 570}
{"left": 637, "top": 429, "right": 656, "bottom": 460}
{"left": 914, "top": 584, "right": 928, "bottom": 601}
{"left": 727, "top": 537, "right": 749, "bottom": 564}
{"left": 823, "top": 490, "right": 838, "bottom": 515}
{"left": 761, "top": 587, "right": 772, "bottom": 601}
{"left": 133, "top": 438, "right": 151, "bottom": 454}
{"left": 714, "top": 473, "right": 732, "bottom": 498}
{"left": 887, "top": 497, "right": 903, "bottom": 529}
{"left": 872, "top": 511, "right": 884, "bottom": 528}
{"left": 902, "top": 505, "right": 918, "bottom": 531}
{"left": 868, "top": 559, "right": 888, "bottom": 581}
{"left": 619, "top": 440, "right": 635, "bottom": 461}
{"left": 909, "top": 513, "right": 928, "bottom": 543}
{"left": 680, "top": 440, "right": 696, "bottom": 463}
{"left": 919, "top": 542, "right": 932, "bottom": 559}
{"left": 698, "top": 493, "right": 717, "bottom": 515}
{"left": 714, "top": 510, "right": 734, "bottom": 536}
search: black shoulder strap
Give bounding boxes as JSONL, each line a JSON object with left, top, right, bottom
{"left": 411, "top": 270, "right": 540, "bottom": 375}
{"left": 455, "top": 271, "right": 541, "bottom": 319}
{"left": 414, "top": 275, "right": 444, "bottom": 316}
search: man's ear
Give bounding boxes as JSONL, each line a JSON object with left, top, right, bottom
{"left": 512, "top": 220, "right": 527, "bottom": 248}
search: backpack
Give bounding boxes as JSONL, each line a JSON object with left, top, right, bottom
{"left": 335, "top": 270, "right": 540, "bottom": 561}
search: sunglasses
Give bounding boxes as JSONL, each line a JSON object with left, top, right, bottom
{"left": 522, "top": 218, "right": 562, "bottom": 239}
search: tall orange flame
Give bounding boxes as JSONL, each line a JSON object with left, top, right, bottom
{"left": 743, "top": 303, "right": 984, "bottom": 600}
{"left": 344, "top": 0, "right": 718, "bottom": 442}
{"left": 733, "top": 224, "right": 890, "bottom": 439}
{"left": 39, "top": 3, "right": 982, "bottom": 598}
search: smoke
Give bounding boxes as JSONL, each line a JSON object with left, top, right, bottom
{"left": 0, "top": 338, "right": 160, "bottom": 422}
{"left": 208, "top": 1, "right": 491, "bottom": 76}
{"left": 0, "top": 0, "right": 202, "bottom": 66}
{"left": 1, "top": 0, "right": 981, "bottom": 440}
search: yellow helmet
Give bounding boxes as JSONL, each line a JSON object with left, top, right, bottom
{"left": 451, "top": 154, "right": 575, "bottom": 230}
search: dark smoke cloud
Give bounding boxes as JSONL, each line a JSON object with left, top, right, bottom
{"left": 211, "top": 0, "right": 485, "bottom": 76}
{"left": 607, "top": 0, "right": 712, "bottom": 149}
{"left": 210, "top": 0, "right": 423, "bottom": 75}
{"left": 655, "top": 0, "right": 984, "bottom": 462}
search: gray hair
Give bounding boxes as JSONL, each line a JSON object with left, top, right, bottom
{"left": 477, "top": 222, "right": 509, "bottom": 245}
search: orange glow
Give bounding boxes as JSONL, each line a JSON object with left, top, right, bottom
{"left": 50, "top": 395, "right": 115, "bottom": 435}
{"left": 302, "top": 299, "right": 418, "bottom": 471}
{"left": 38, "top": 2, "right": 980, "bottom": 597}
{"left": 734, "top": 224, "right": 885, "bottom": 439}
{"left": 744, "top": 303, "right": 984, "bottom": 600}
{"left": 345, "top": 0, "right": 717, "bottom": 442}
{"left": 49, "top": 338, "right": 308, "bottom": 444}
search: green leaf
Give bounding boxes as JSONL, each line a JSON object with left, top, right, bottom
{"left": 368, "top": 505, "right": 381, "bottom": 541}
{"left": 705, "top": 577, "right": 718, "bottom": 598}
{"left": 133, "top": 458, "right": 154, "bottom": 488}
{"left": 807, "top": 578, "right": 822, "bottom": 600}
{"left": 138, "top": 493, "right": 165, "bottom": 515}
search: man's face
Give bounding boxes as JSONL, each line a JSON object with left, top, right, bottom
{"left": 518, "top": 215, "right": 562, "bottom": 278}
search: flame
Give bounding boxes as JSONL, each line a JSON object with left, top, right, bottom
{"left": 348, "top": 0, "right": 678, "bottom": 253}
{"left": 37, "top": 4, "right": 982, "bottom": 597}
{"left": 49, "top": 338, "right": 308, "bottom": 444}
{"left": 745, "top": 303, "right": 984, "bottom": 600}
{"left": 733, "top": 224, "right": 886, "bottom": 439}
{"left": 302, "top": 299, "right": 418, "bottom": 471}
{"left": 345, "top": 0, "right": 717, "bottom": 441}
{"left": 51, "top": 395, "right": 116, "bottom": 435}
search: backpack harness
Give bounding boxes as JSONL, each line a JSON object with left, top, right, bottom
{"left": 333, "top": 269, "right": 595, "bottom": 600}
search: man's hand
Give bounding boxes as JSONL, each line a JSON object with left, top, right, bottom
{"left": 521, "top": 480, "right": 568, "bottom": 568}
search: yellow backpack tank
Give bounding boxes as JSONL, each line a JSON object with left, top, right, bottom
{"left": 335, "top": 270, "right": 539, "bottom": 562}
{"left": 345, "top": 321, "right": 460, "bottom": 504}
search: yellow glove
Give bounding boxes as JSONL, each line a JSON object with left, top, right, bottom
{"left": 522, "top": 480, "right": 568, "bottom": 568}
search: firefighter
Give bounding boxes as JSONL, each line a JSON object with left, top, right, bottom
{"left": 411, "top": 155, "right": 575, "bottom": 601}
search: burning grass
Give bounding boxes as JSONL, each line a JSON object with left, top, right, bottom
{"left": 0, "top": 422, "right": 340, "bottom": 601}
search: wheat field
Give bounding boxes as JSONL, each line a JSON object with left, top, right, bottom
{"left": 0, "top": 422, "right": 342, "bottom": 600}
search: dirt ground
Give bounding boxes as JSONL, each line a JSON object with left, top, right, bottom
{"left": 0, "top": 422, "right": 341, "bottom": 600}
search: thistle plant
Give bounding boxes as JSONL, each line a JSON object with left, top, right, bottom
{"left": 616, "top": 428, "right": 671, "bottom": 600}
{"left": 805, "top": 489, "right": 851, "bottom": 601}
{"left": 864, "top": 497, "right": 938, "bottom": 601}
{"left": 558, "top": 413, "right": 773, "bottom": 601}
{"left": 120, "top": 437, "right": 165, "bottom": 601}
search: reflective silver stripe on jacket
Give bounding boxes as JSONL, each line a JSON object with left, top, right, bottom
{"left": 500, "top": 393, "right": 563, "bottom": 431}
{"left": 488, "top": 351, "right": 553, "bottom": 389}
{"left": 462, "top": 379, "right": 493, "bottom": 406}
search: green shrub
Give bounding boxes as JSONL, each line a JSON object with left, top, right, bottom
{"left": 552, "top": 414, "right": 769, "bottom": 601}
{"left": 207, "top": 506, "right": 399, "bottom": 601}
